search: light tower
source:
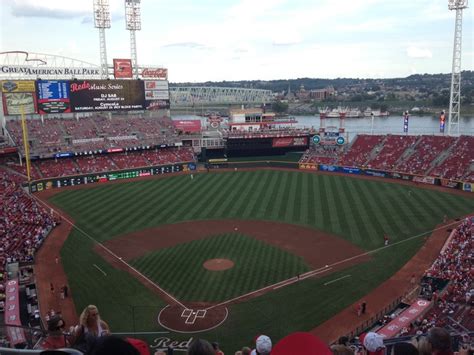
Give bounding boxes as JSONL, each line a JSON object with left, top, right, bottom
{"left": 125, "top": 0, "right": 141, "bottom": 79}
{"left": 447, "top": 0, "right": 468, "bottom": 136}
{"left": 93, "top": 0, "right": 111, "bottom": 79}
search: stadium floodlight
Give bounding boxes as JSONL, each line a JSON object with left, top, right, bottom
{"left": 447, "top": 0, "right": 468, "bottom": 135}
{"left": 93, "top": 0, "right": 111, "bottom": 79}
{"left": 125, "top": 0, "right": 141, "bottom": 79}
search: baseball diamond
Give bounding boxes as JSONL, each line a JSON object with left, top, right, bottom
{"left": 34, "top": 169, "right": 474, "bottom": 351}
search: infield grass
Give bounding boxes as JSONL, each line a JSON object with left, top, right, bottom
{"left": 50, "top": 170, "right": 474, "bottom": 350}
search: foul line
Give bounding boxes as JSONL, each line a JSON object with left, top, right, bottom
{"left": 205, "top": 219, "right": 462, "bottom": 311}
{"left": 93, "top": 264, "right": 107, "bottom": 276}
{"left": 32, "top": 194, "right": 187, "bottom": 309}
{"left": 34, "top": 191, "right": 467, "bottom": 316}
{"left": 324, "top": 274, "right": 351, "bottom": 286}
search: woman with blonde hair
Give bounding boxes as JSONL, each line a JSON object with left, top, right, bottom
{"left": 72, "top": 305, "right": 110, "bottom": 352}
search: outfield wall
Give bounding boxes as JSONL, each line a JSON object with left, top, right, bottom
{"left": 25, "top": 159, "right": 473, "bottom": 193}
{"left": 26, "top": 162, "right": 196, "bottom": 192}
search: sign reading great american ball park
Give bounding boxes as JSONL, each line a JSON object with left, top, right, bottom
{"left": 1, "top": 65, "right": 101, "bottom": 77}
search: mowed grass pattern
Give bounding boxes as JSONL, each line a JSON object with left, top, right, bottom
{"left": 51, "top": 170, "right": 474, "bottom": 250}
{"left": 49, "top": 170, "right": 474, "bottom": 345}
{"left": 131, "top": 233, "right": 310, "bottom": 302}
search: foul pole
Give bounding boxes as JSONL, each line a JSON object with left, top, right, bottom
{"left": 20, "top": 106, "right": 31, "bottom": 182}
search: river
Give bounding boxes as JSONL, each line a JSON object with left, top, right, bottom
{"left": 171, "top": 114, "right": 474, "bottom": 142}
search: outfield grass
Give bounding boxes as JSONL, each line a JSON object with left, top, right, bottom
{"left": 50, "top": 170, "right": 474, "bottom": 351}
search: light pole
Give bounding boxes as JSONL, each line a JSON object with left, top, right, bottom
{"left": 93, "top": 0, "right": 111, "bottom": 79}
{"left": 125, "top": 0, "right": 141, "bottom": 79}
{"left": 447, "top": 0, "right": 468, "bottom": 136}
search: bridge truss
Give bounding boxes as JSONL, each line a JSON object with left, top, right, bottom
{"left": 169, "top": 86, "right": 274, "bottom": 105}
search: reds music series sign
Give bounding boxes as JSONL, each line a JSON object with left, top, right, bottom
{"left": 69, "top": 80, "right": 145, "bottom": 112}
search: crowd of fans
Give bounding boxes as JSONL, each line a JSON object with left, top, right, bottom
{"left": 1, "top": 147, "right": 195, "bottom": 180}
{"left": 414, "top": 217, "right": 473, "bottom": 333}
{"left": 300, "top": 134, "right": 474, "bottom": 182}
{"left": 0, "top": 168, "right": 56, "bottom": 315}
{"left": 5, "top": 115, "right": 177, "bottom": 155}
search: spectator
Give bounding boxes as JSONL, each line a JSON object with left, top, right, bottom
{"left": 362, "top": 332, "right": 385, "bottom": 355}
{"left": 88, "top": 335, "right": 139, "bottom": 355}
{"left": 390, "top": 342, "right": 419, "bottom": 355}
{"left": 331, "top": 344, "right": 354, "bottom": 355}
{"left": 41, "top": 315, "right": 69, "bottom": 349}
{"left": 212, "top": 342, "right": 224, "bottom": 355}
{"left": 72, "top": 305, "right": 110, "bottom": 352}
{"left": 427, "top": 328, "right": 453, "bottom": 355}
{"left": 411, "top": 335, "right": 431, "bottom": 355}
{"left": 187, "top": 339, "right": 215, "bottom": 355}
{"left": 251, "top": 335, "right": 272, "bottom": 355}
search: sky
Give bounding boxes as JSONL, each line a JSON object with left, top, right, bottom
{"left": 0, "top": 0, "right": 473, "bottom": 83}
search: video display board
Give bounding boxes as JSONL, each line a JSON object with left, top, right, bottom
{"left": 69, "top": 80, "right": 145, "bottom": 112}
{"left": 1, "top": 80, "right": 37, "bottom": 115}
{"left": 36, "top": 80, "right": 71, "bottom": 114}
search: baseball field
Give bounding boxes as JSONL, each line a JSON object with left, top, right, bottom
{"left": 46, "top": 169, "right": 474, "bottom": 351}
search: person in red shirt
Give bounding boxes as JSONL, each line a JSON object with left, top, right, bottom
{"left": 212, "top": 341, "right": 224, "bottom": 355}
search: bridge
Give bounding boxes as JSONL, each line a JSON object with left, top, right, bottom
{"left": 169, "top": 86, "right": 274, "bottom": 106}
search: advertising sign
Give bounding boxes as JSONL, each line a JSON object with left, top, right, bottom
{"left": 463, "top": 183, "right": 472, "bottom": 192}
{"left": 319, "top": 165, "right": 340, "bottom": 172}
{"left": 145, "top": 80, "right": 169, "bottom": 91}
{"left": 36, "top": 80, "right": 71, "bottom": 114}
{"left": 439, "top": 111, "right": 446, "bottom": 133}
{"left": 69, "top": 80, "right": 145, "bottom": 112}
{"left": 2, "top": 92, "right": 37, "bottom": 115}
{"left": 403, "top": 111, "right": 409, "bottom": 133}
{"left": 141, "top": 68, "right": 168, "bottom": 79}
{"left": 173, "top": 120, "right": 202, "bottom": 132}
{"left": 440, "top": 179, "right": 459, "bottom": 189}
{"left": 144, "top": 80, "right": 169, "bottom": 109}
{"left": 1, "top": 80, "right": 36, "bottom": 93}
{"left": 145, "top": 90, "right": 169, "bottom": 100}
{"left": 272, "top": 137, "right": 308, "bottom": 148}
{"left": 5, "top": 279, "right": 26, "bottom": 345}
{"left": 1, "top": 65, "right": 100, "bottom": 78}
{"left": 413, "top": 176, "right": 435, "bottom": 185}
{"left": 145, "top": 99, "right": 170, "bottom": 110}
{"left": 365, "top": 170, "right": 387, "bottom": 178}
{"left": 378, "top": 299, "right": 431, "bottom": 338}
{"left": 1, "top": 80, "right": 37, "bottom": 115}
{"left": 113, "top": 59, "right": 133, "bottom": 79}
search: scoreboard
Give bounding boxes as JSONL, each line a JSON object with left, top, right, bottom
{"left": 1, "top": 79, "right": 170, "bottom": 115}
{"left": 36, "top": 80, "right": 71, "bottom": 114}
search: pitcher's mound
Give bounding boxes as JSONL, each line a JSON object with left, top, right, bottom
{"left": 203, "top": 258, "right": 234, "bottom": 271}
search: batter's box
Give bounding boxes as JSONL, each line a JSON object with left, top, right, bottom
{"left": 181, "top": 309, "right": 192, "bottom": 318}
{"left": 195, "top": 310, "right": 206, "bottom": 318}
{"left": 182, "top": 309, "right": 208, "bottom": 324}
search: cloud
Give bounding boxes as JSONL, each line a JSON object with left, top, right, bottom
{"left": 161, "top": 42, "right": 212, "bottom": 51}
{"left": 9, "top": 0, "right": 124, "bottom": 21}
{"left": 406, "top": 46, "right": 433, "bottom": 58}
{"left": 9, "top": 0, "right": 91, "bottom": 18}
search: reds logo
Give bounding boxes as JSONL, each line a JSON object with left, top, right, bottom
{"left": 113, "top": 59, "right": 133, "bottom": 78}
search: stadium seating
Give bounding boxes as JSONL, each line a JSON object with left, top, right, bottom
{"left": 395, "top": 135, "right": 456, "bottom": 176}
{"left": 430, "top": 135, "right": 474, "bottom": 181}
{"left": 5, "top": 115, "right": 178, "bottom": 155}
{"left": 337, "top": 134, "right": 384, "bottom": 167}
{"left": 300, "top": 134, "right": 472, "bottom": 181}
{"left": 367, "top": 135, "right": 417, "bottom": 171}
